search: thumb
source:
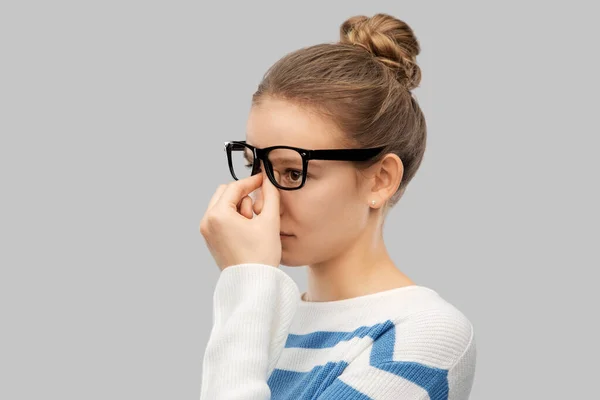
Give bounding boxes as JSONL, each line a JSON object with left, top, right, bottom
{"left": 261, "top": 172, "right": 280, "bottom": 218}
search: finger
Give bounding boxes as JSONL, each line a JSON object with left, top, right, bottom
{"left": 219, "top": 173, "right": 263, "bottom": 210}
{"left": 238, "top": 195, "right": 253, "bottom": 219}
{"left": 260, "top": 172, "right": 280, "bottom": 219}
{"left": 252, "top": 188, "right": 263, "bottom": 215}
{"left": 207, "top": 184, "right": 228, "bottom": 211}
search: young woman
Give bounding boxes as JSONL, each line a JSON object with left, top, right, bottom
{"left": 199, "top": 13, "right": 476, "bottom": 400}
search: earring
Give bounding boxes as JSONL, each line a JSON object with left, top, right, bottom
{"left": 371, "top": 200, "right": 376, "bottom": 206}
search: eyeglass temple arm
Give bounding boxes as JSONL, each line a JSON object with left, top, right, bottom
{"left": 308, "top": 147, "right": 384, "bottom": 161}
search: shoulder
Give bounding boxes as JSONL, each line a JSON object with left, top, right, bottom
{"left": 370, "top": 291, "right": 476, "bottom": 372}
{"left": 337, "top": 306, "right": 477, "bottom": 399}
{"left": 330, "top": 288, "right": 477, "bottom": 397}
{"left": 390, "top": 307, "right": 475, "bottom": 368}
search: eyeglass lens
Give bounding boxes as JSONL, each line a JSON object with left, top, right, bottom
{"left": 230, "top": 145, "right": 305, "bottom": 189}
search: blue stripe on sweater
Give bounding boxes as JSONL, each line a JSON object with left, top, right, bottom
{"left": 270, "top": 320, "right": 450, "bottom": 399}
{"left": 369, "top": 321, "right": 395, "bottom": 364}
{"left": 268, "top": 361, "right": 349, "bottom": 399}
{"left": 284, "top": 319, "right": 395, "bottom": 349}
{"left": 309, "top": 378, "right": 374, "bottom": 399}
{"left": 268, "top": 359, "right": 449, "bottom": 399}
{"left": 376, "top": 361, "right": 449, "bottom": 400}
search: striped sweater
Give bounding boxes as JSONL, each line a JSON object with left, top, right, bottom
{"left": 199, "top": 264, "right": 476, "bottom": 399}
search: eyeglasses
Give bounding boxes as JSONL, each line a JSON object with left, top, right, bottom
{"left": 224, "top": 140, "right": 385, "bottom": 190}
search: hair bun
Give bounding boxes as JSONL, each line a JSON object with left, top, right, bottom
{"left": 339, "top": 13, "right": 422, "bottom": 91}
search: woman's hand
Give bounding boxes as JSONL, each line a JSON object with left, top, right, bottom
{"left": 199, "top": 173, "right": 281, "bottom": 271}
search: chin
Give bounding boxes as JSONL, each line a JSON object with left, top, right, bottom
{"left": 279, "top": 249, "right": 309, "bottom": 267}
{"left": 279, "top": 257, "right": 305, "bottom": 267}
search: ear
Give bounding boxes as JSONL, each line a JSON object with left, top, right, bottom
{"left": 364, "top": 153, "right": 404, "bottom": 206}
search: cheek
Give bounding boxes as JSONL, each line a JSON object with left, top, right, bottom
{"left": 296, "top": 173, "right": 367, "bottom": 234}
{"left": 280, "top": 173, "right": 369, "bottom": 266}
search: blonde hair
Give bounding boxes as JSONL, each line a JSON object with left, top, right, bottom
{"left": 252, "top": 13, "right": 427, "bottom": 211}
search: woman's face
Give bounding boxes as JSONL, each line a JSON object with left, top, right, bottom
{"left": 247, "top": 96, "right": 375, "bottom": 267}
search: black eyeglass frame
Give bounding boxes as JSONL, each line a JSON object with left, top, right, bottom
{"left": 224, "top": 140, "right": 386, "bottom": 191}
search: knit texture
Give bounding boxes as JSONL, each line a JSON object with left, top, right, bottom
{"left": 199, "top": 264, "right": 476, "bottom": 399}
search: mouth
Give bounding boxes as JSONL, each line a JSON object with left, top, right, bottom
{"left": 280, "top": 232, "right": 294, "bottom": 237}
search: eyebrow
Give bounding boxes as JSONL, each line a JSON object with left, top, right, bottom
{"left": 269, "top": 157, "right": 324, "bottom": 167}
{"left": 269, "top": 157, "right": 303, "bottom": 166}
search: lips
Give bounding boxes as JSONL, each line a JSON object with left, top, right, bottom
{"left": 280, "top": 232, "right": 294, "bottom": 236}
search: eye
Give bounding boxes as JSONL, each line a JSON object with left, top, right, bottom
{"left": 285, "top": 169, "right": 303, "bottom": 182}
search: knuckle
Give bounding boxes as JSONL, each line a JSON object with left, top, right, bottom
{"left": 199, "top": 220, "right": 209, "bottom": 236}
{"left": 200, "top": 210, "right": 220, "bottom": 230}
{"left": 204, "top": 211, "right": 223, "bottom": 227}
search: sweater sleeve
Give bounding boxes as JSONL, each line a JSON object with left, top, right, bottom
{"left": 315, "top": 310, "right": 477, "bottom": 400}
{"left": 199, "top": 263, "right": 300, "bottom": 400}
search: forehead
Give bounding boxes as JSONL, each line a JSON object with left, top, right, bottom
{"left": 245, "top": 97, "right": 346, "bottom": 152}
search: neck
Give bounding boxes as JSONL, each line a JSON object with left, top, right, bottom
{"left": 304, "top": 221, "right": 414, "bottom": 303}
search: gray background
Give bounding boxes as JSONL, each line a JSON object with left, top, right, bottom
{"left": 1, "top": 0, "right": 598, "bottom": 399}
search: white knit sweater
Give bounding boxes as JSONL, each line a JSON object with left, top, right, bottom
{"left": 199, "top": 264, "right": 476, "bottom": 399}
